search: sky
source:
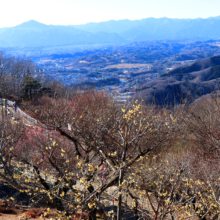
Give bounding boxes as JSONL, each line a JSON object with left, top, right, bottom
{"left": 0, "top": 0, "right": 220, "bottom": 28}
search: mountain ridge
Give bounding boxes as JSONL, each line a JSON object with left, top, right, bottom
{"left": 0, "top": 20, "right": 126, "bottom": 47}
{"left": 1, "top": 16, "right": 220, "bottom": 47}
{"left": 14, "top": 20, "right": 48, "bottom": 29}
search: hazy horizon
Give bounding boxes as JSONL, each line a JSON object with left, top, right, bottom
{"left": 1, "top": 0, "right": 220, "bottom": 28}
{"left": 4, "top": 16, "right": 220, "bottom": 29}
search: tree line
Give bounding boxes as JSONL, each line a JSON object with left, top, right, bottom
{"left": 0, "top": 52, "right": 76, "bottom": 102}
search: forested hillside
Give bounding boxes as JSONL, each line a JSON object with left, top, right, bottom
{"left": 138, "top": 56, "right": 220, "bottom": 105}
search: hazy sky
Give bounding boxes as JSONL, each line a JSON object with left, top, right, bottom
{"left": 0, "top": 0, "right": 220, "bottom": 28}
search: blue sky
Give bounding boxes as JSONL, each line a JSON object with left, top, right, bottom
{"left": 0, "top": 0, "right": 220, "bottom": 28}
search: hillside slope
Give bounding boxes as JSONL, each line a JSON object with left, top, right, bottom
{"left": 139, "top": 56, "right": 220, "bottom": 105}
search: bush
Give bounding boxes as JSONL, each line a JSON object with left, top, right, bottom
{"left": 1, "top": 92, "right": 220, "bottom": 219}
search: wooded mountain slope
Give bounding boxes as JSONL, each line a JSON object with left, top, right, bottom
{"left": 139, "top": 56, "right": 220, "bottom": 105}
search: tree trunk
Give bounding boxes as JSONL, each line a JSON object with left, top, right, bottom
{"left": 117, "top": 167, "right": 123, "bottom": 220}
{"left": 4, "top": 99, "right": 7, "bottom": 116}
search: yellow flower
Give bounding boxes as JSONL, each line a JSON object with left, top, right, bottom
{"left": 88, "top": 203, "right": 93, "bottom": 209}
{"left": 60, "top": 192, "right": 65, "bottom": 197}
{"left": 80, "top": 178, "right": 86, "bottom": 183}
{"left": 88, "top": 164, "right": 94, "bottom": 171}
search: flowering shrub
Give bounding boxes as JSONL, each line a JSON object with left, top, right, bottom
{"left": 0, "top": 92, "right": 220, "bottom": 219}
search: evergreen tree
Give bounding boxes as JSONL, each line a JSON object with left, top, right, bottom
{"left": 23, "top": 75, "right": 41, "bottom": 99}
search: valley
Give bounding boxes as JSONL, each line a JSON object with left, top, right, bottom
{"left": 3, "top": 39, "right": 219, "bottom": 103}
{"left": 2, "top": 20, "right": 220, "bottom": 104}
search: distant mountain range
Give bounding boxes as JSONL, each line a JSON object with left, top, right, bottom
{"left": 1, "top": 17, "right": 220, "bottom": 47}
{"left": 138, "top": 56, "right": 220, "bottom": 105}
{"left": 0, "top": 20, "right": 125, "bottom": 47}
{"left": 74, "top": 16, "right": 220, "bottom": 42}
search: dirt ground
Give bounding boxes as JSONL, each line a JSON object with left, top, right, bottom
{"left": 0, "top": 184, "right": 53, "bottom": 220}
{"left": 0, "top": 206, "right": 50, "bottom": 220}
